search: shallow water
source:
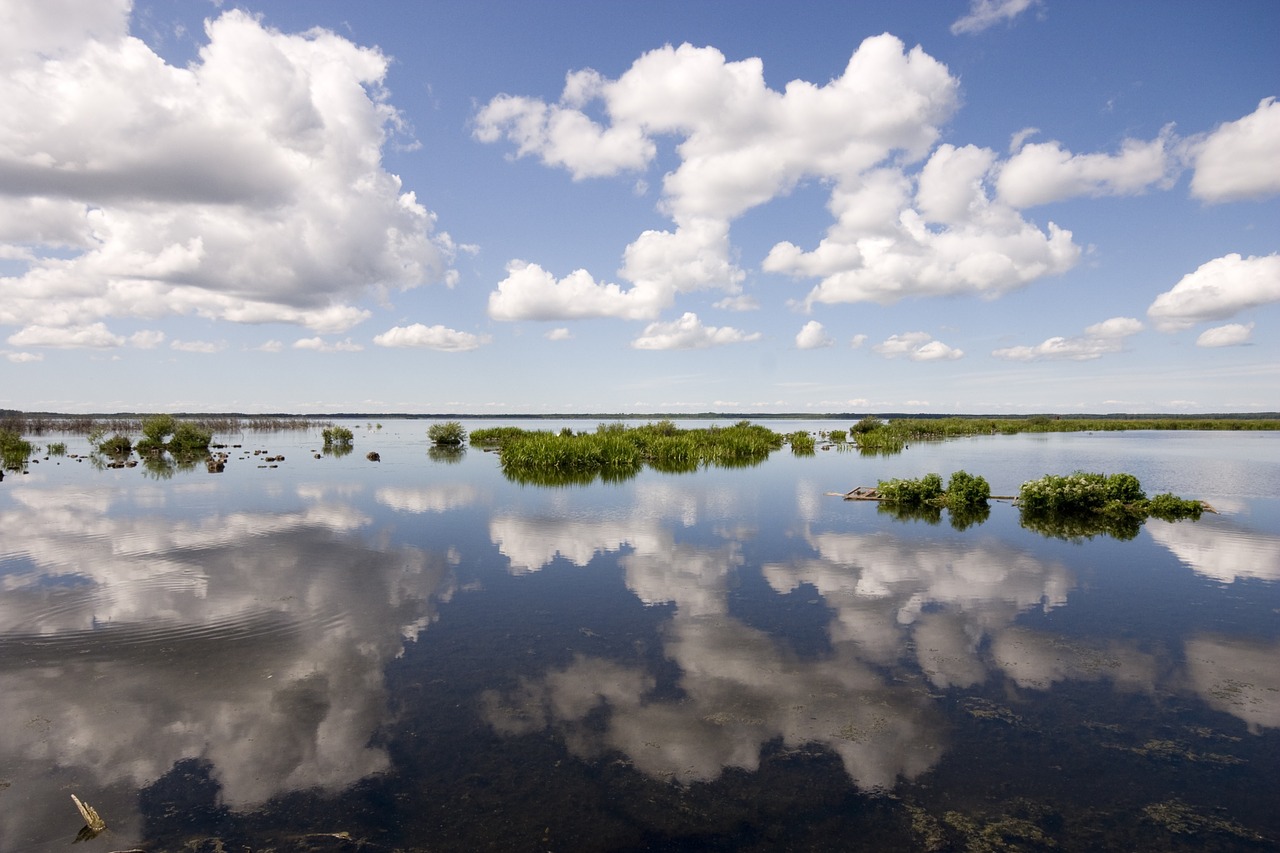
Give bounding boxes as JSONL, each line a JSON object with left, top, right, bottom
{"left": 2, "top": 422, "right": 1278, "bottom": 851}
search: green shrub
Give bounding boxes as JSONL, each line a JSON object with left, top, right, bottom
{"left": 828, "top": 429, "right": 847, "bottom": 444}
{"left": 852, "top": 416, "right": 883, "bottom": 434}
{"left": 97, "top": 433, "right": 133, "bottom": 456}
{"left": 943, "top": 470, "right": 991, "bottom": 509}
{"left": 428, "top": 421, "right": 467, "bottom": 446}
{"left": 877, "top": 473, "right": 944, "bottom": 505}
{"left": 322, "top": 426, "right": 355, "bottom": 448}
{"left": 1147, "top": 493, "right": 1204, "bottom": 521}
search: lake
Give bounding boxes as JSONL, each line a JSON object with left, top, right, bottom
{"left": 2, "top": 421, "right": 1278, "bottom": 851}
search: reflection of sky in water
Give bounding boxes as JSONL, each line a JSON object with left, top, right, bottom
{"left": 1, "top": 423, "right": 1278, "bottom": 849}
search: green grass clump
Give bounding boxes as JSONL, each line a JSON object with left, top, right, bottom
{"left": 1147, "top": 492, "right": 1205, "bottom": 521}
{"left": 428, "top": 421, "right": 467, "bottom": 446}
{"left": 470, "top": 426, "right": 532, "bottom": 448}
{"left": 47, "top": 442, "right": 68, "bottom": 456}
{"left": 1, "top": 428, "right": 34, "bottom": 470}
{"left": 787, "top": 431, "right": 816, "bottom": 455}
{"left": 827, "top": 429, "right": 847, "bottom": 444}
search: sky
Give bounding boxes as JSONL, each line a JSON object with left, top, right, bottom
{"left": 1, "top": 0, "right": 1277, "bottom": 415}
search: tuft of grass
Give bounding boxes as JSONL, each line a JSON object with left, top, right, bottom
{"left": 428, "top": 421, "right": 467, "bottom": 446}
{"left": 322, "top": 426, "right": 355, "bottom": 448}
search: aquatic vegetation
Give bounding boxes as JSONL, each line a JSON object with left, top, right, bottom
{"left": 787, "top": 431, "right": 816, "bottom": 454}
{"left": 1017, "top": 471, "right": 1202, "bottom": 541}
{"left": 941, "top": 470, "right": 992, "bottom": 509}
{"left": 0, "top": 428, "right": 33, "bottom": 470}
{"left": 488, "top": 420, "right": 786, "bottom": 483}
{"left": 428, "top": 420, "right": 467, "bottom": 446}
{"left": 93, "top": 431, "right": 134, "bottom": 457}
{"left": 322, "top": 426, "right": 355, "bottom": 448}
{"left": 136, "top": 414, "right": 213, "bottom": 456}
{"left": 827, "top": 429, "right": 847, "bottom": 444}
{"left": 876, "top": 473, "right": 944, "bottom": 505}
{"left": 71, "top": 793, "right": 106, "bottom": 840}
{"left": 46, "top": 441, "right": 68, "bottom": 456}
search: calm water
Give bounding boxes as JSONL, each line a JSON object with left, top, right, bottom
{"left": 2, "top": 422, "right": 1278, "bottom": 851}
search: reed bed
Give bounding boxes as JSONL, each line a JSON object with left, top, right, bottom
{"left": 480, "top": 420, "right": 786, "bottom": 483}
{"left": 0, "top": 413, "right": 327, "bottom": 435}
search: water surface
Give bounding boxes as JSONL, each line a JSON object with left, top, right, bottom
{"left": 2, "top": 422, "right": 1277, "bottom": 851}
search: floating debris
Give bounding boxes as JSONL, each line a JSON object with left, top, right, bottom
{"left": 71, "top": 793, "right": 106, "bottom": 840}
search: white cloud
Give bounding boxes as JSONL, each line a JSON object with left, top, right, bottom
{"left": 713, "top": 294, "right": 760, "bottom": 311}
{"left": 170, "top": 339, "right": 224, "bottom": 354}
{"left": 770, "top": 154, "right": 1080, "bottom": 307}
{"left": 372, "top": 323, "right": 490, "bottom": 351}
{"left": 631, "top": 312, "right": 761, "bottom": 350}
{"left": 478, "top": 35, "right": 969, "bottom": 317}
{"left": 951, "top": 0, "right": 1038, "bottom": 35}
{"left": 850, "top": 334, "right": 868, "bottom": 348}
{"left": 545, "top": 327, "right": 572, "bottom": 341}
{"left": 996, "top": 128, "right": 1176, "bottom": 208}
{"left": 1148, "top": 253, "right": 1280, "bottom": 331}
{"left": 1190, "top": 97, "right": 1280, "bottom": 203}
{"left": 7, "top": 322, "right": 123, "bottom": 348}
{"left": 1196, "top": 322, "right": 1254, "bottom": 348}
{"left": 0, "top": 5, "right": 454, "bottom": 341}
{"left": 128, "top": 330, "right": 165, "bottom": 349}
{"left": 5, "top": 351, "right": 43, "bottom": 363}
{"left": 256, "top": 340, "right": 284, "bottom": 353}
{"left": 293, "top": 336, "right": 364, "bottom": 353}
{"left": 873, "top": 332, "right": 963, "bottom": 361}
{"left": 992, "top": 316, "right": 1144, "bottom": 361}
{"left": 795, "top": 320, "right": 834, "bottom": 350}
{"left": 488, "top": 261, "right": 665, "bottom": 321}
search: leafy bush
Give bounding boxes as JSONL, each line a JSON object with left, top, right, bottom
{"left": 135, "top": 414, "right": 211, "bottom": 455}
{"left": 428, "top": 421, "right": 467, "bottom": 446}
{"left": 322, "top": 426, "right": 355, "bottom": 448}
{"left": 852, "top": 416, "right": 883, "bottom": 434}
{"left": 943, "top": 470, "right": 991, "bottom": 509}
{"left": 877, "top": 473, "right": 944, "bottom": 505}
{"left": 1147, "top": 492, "right": 1204, "bottom": 521}
{"left": 97, "top": 433, "right": 134, "bottom": 456}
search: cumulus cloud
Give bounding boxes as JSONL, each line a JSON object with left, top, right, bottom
{"left": 1147, "top": 253, "right": 1280, "bottom": 331}
{"left": 372, "top": 323, "right": 490, "bottom": 351}
{"left": 5, "top": 351, "right": 43, "bottom": 363}
{"left": 992, "top": 316, "right": 1144, "bottom": 361}
{"left": 8, "top": 322, "right": 124, "bottom": 348}
{"left": 873, "top": 331, "right": 963, "bottom": 361}
{"left": 1196, "top": 323, "right": 1253, "bottom": 348}
{"left": 713, "top": 294, "right": 760, "bottom": 311}
{"left": 795, "top": 320, "right": 834, "bottom": 349}
{"left": 771, "top": 151, "right": 1080, "bottom": 308}
{"left": 997, "top": 128, "right": 1177, "bottom": 207}
{"left": 545, "top": 327, "right": 572, "bottom": 341}
{"left": 951, "top": 0, "right": 1038, "bottom": 35}
{"left": 631, "top": 312, "right": 761, "bottom": 350}
{"left": 0, "top": 3, "right": 455, "bottom": 345}
{"left": 478, "top": 35, "right": 1020, "bottom": 318}
{"left": 1190, "top": 97, "right": 1280, "bottom": 203}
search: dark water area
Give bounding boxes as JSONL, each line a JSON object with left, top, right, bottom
{"left": 2, "top": 422, "right": 1278, "bottom": 851}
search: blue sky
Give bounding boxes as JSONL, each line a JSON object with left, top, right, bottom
{"left": 1, "top": 0, "right": 1277, "bottom": 414}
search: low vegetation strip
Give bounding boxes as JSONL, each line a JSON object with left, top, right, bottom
{"left": 473, "top": 420, "right": 787, "bottom": 481}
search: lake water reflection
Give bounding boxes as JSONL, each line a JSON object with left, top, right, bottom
{"left": 1, "top": 422, "right": 1278, "bottom": 851}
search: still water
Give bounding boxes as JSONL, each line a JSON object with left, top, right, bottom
{"left": 1, "top": 421, "right": 1277, "bottom": 851}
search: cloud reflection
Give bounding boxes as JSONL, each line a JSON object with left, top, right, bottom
{"left": 1146, "top": 517, "right": 1280, "bottom": 582}
{"left": 0, "top": 481, "right": 454, "bottom": 849}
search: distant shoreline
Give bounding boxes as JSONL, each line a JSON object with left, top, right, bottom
{"left": 5, "top": 410, "right": 1280, "bottom": 422}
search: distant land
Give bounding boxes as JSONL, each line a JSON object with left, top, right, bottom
{"left": 5, "top": 409, "right": 1280, "bottom": 422}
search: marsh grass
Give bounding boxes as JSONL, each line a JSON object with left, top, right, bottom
{"left": 0, "top": 428, "right": 33, "bottom": 470}
{"left": 487, "top": 420, "right": 786, "bottom": 484}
